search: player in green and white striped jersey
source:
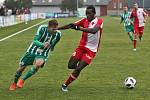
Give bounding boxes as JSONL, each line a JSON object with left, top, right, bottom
{"left": 120, "top": 6, "right": 134, "bottom": 41}
{"left": 9, "top": 19, "right": 61, "bottom": 90}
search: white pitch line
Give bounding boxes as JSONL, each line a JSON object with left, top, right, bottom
{"left": 0, "top": 19, "right": 49, "bottom": 42}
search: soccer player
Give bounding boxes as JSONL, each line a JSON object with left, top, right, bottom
{"left": 9, "top": 19, "right": 61, "bottom": 90}
{"left": 130, "top": 3, "right": 148, "bottom": 51}
{"left": 120, "top": 6, "right": 134, "bottom": 41}
{"left": 57, "top": 5, "right": 103, "bottom": 92}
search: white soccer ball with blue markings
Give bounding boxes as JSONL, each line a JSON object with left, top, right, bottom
{"left": 124, "top": 77, "right": 136, "bottom": 89}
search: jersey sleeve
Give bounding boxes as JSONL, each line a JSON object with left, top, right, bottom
{"left": 33, "top": 25, "right": 45, "bottom": 48}
{"left": 50, "top": 31, "right": 61, "bottom": 51}
{"left": 130, "top": 11, "right": 134, "bottom": 18}
{"left": 74, "top": 18, "right": 85, "bottom": 27}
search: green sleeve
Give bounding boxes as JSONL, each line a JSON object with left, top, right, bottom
{"left": 50, "top": 32, "right": 61, "bottom": 51}
{"left": 33, "top": 36, "right": 44, "bottom": 48}
{"left": 33, "top": 26, "right": 44, "bottom": 48}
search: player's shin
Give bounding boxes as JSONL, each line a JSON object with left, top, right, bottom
{"left": 133, "top": 34, "right": 137, "bottom": 50}
{"left": 64, "top": 67, "right": 83, "bottom": 86}
{"left": 128, "top": 32, "right": 133, "bottom": 41}
{"left": 133, "top": 40, "right": 137, "bottom": 48}
{"left": 64, "top": 73, "right": 77, "bottom": 86}
{"left": 14, "top": 71, "right": 22, "bottom": 83}
{"left": 139, "top": 33, "right": 143, "bottom": 41}
{"left": 22, "top": 66, "right": 38, "bottom": 81}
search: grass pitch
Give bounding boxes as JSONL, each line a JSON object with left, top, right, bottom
{"left": 0, "top": 16, "right": 150, "bottom": 100}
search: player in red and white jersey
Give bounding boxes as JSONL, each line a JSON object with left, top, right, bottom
{"left": 130, "top": 3, "right": 148, "bottom": 51}
{"left": 57, "top": 5, "right": 103, "bottom": 92}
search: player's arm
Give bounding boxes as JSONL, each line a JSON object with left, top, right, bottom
{"left": 130, "top": 11, "right": 134, "bottom": 19}
{"left": 57, "top": 24, "right": 74, "bottom": 30}
{"left": 143, "top": 10, "right": 148, "bottom": 23}
{"left": 72, "top": 20, "right": 103, "bottom": 34}
{"left": 33, "top": 36, "right": 44, "bottom": 48}
{"left": 79, "top": 26, "right": 102, "bottom": 34}
{"left": 57, "top": 18, "right": 84, "bottom": 30}
{"left": 33, "top": 26, "right": 44, "bottom": 48}
{"left": 33, "top": 26, "right": 49, "bottom": 49}
{"left": 50, "top": 31, "right": 61, "bottom": 51}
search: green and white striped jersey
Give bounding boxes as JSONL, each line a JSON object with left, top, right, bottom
{"left": 120, "top": 11, "right": 132, "bottom": 26}
{"left": 26, "top": 25, "right": 61, "bottom": 57}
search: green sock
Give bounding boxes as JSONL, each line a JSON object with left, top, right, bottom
{"left": 129, "top": 32, "right": 133, "bottom": 41}
{"left": 22, "top": 66, "right": 38, "bottom": 81}
{"left": 14, "top": 71, "right": 22, "bottom": 83}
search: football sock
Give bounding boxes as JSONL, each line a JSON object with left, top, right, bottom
{"left": 128, "top": 32, "right": 133, "bottom": 41}
{"left": 22, "top": 66, "right": 38, "bottom": 81}
{"left": 133, "top": 40, "right": 137, "bottom": 49}
{"left": 64, "top": 74, "right": 77, "bottom": 86}
{"left": 139, "top": 35, "right": 143, "bottom": 41}
{"left": 14, "top": 71, "right": 22, "bottom": 83}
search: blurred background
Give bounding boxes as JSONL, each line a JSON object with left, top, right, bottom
{"left": 0, "top": 0, "right": 149, "bottom": 27}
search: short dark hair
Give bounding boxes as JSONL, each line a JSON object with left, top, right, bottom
{"left": 86, "top": 5, "right": 96, "bottom": 14}
{"left": 48, "top": 19, "right": 58, "bottom": 26}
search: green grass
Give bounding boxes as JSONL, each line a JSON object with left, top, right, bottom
{"left": 0, "top": 16, "right": 150, "bottom": 100}
{"left": 0, "top": 19, "right": 44, "bottom": 39}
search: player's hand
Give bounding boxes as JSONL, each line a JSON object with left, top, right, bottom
{"left": 69, "top": 23, "right": 80, "bottom": 30}
{"left": 44, "top": 42, "right": 50, "bottom": 49}
{"left": 68, "top": 23, "right": 74, "bottom": 27}
{"left": 144, "top": 19, "right": 146, "bottom": 23}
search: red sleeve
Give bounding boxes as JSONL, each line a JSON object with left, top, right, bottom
{"left": 74, "top": 18, "right": 86, "bottom": 27}
{"left": 130, "top": 11, "right": 134, "bottom": 18}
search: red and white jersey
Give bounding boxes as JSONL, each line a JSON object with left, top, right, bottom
{"left": 131, "top": 8, "right": 146, "bottom": 27}
{"left": 74, "top": 17, "right": 103, "bottom": 52}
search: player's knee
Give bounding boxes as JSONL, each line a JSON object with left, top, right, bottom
{"left": 35, "top": 63, "right": 43, "bottom": 68}
{"left": 68, "top": 63, "right": 72, "bottom": 69}
{"left": 76, "top": 67, "right": 82, "bottom": 73}
{"left": 34, "top": 59, "right": 45, "bottom": 68}
{"left": 73, "top": 68, "right": 81, "bottom": 77}
{"left": 17, "top": 66, "right": 25, "bottom": 73}
{"left": 68, "top": 63, "right": 75, "bottom": 69}
{"left": 35, "top": 63, "right": 41, "bottom": 68}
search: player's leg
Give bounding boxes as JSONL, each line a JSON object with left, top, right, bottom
{"left": 61, "top": 57, "right": 80, "bottom": 92}
{"left": 138, "top": 26, "right": 144, "bottom": 41}
{"left": 72, "top": 61, "right": 88, "bottom": 77}
{"left": 61, "top": 48, "right": 83, "bottom": 91}
{"left": 9, "top": 52, "right": 33, "bottom": 90}
{"left": 133, "top": 26, "right": 139, "bottom": 51}
{"left": 62, "top": 60, "right": 88, "bottom": 92}
{"left": 68, "top": 56, "right": 80, "bottom": 69}
{"left": 128, "top": 32, "right": 133, "bottom": 41}
{"left": 126, "top": 26, "right": 133, "bottom": 41}
{"left": 17, "top": 57, "right": 45, "bottom": 88}
{"left": 68, "top": 48, "right": 83, "bottom": 69}
{"left": 9, "top": 66, "right": 26, "bottom": 90}
{"left": 133, "top": 33, "right": 137, "bottom": 51}
{"left": 61, "top": 48, "right": 95, "bottom": 92}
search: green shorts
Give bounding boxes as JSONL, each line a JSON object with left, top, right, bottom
{"left": 125, "top": 25, "right": 134, "bottom": 33}
{"left": 19, "top": 52, "right": 47, "bottom": 67}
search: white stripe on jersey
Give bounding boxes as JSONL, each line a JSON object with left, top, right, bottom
{"left": 85, "top": 18, "right": 101, "bottom": 52}
{"left": 137, "top": 8, "right": 145, "bottom": 27}
{"left": 27, "top": 43, "right": 33, "bottom": 52}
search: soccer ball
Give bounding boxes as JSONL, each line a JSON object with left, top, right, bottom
{"left": 124, "top": 77, "right": 136, "bottom": 89}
